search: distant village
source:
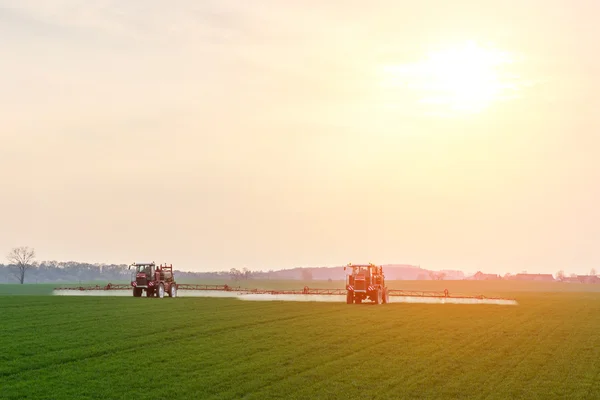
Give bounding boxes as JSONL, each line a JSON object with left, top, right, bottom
{"left": 214, "top": 264, "right": 600, "bottom": 284}
{"left": 468, "top": 271, "right": 600, "bottom": 284}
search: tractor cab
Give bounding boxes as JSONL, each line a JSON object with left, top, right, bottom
{"left": 136, "top": 264, "right": 154, "bottom": 275}
{"left": 129, "top": 262, "right": 156, "bottom": 288}
{"left": 345, "top": 263, "right": 384, "bottom": 290}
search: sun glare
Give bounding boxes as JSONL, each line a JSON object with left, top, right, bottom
{"left": 380, "top": 41, "right": 520, "bottom": 116}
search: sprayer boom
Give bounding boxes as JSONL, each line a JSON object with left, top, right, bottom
{"left": 52, "top": 282, "right": 514, "bottom": 302}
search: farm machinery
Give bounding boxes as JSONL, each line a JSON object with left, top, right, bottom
{"left": 130, "top": 262, "right": 177, "bottom": 298}
{"left": 52, "top": 262, "right": 517, "bottom": 305}
{"left": 344, "top": 263, "right": 389, "bottom": 304}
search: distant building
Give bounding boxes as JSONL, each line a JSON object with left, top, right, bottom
{"left": 439, "top": 270, "right": 466, "bottom": 280}
{"left": 564, "top": 275, "right": 600, "bottom": 284}
{"left": 471, "top": 271, "right": 502, "bottom": 280}
{"left": 511, "top": 273, "right": 555, "bottom": 282}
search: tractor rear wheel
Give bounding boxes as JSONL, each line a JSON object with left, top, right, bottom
{"left": 158, "top": 283, "right": 165, "bottom": 299}
{"left": 374, "top": 289, "right": 381, "bottom": 304}
{"left": 346, "top": 291, "right": 354, "bottom": 304}
{"left": 382, "top": 287, "right": 389, "bottom": 304}
{"left": 169, "top": 284, "right": 177, "bottom": 298}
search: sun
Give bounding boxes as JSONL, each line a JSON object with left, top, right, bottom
{"left": 380, "top": 41, "right": 520, "bottom": 116}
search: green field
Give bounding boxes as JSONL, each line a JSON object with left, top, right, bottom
{"left": 1, "top": 281, "right": 599, "bottom": 399}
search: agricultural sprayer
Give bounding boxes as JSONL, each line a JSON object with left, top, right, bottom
{"left": 130, "top": 262, "right": 177, "bottom": 298}
{"left": 53, "top": 262, "right": 517, "bottom": 305}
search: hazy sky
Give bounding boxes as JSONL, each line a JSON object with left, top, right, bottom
{"left": 1, "top": 1, "right": 599, "bottom": 275}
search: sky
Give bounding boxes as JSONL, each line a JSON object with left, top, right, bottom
{"left": 1, "top": 0, "right": 599, "bottom": 275}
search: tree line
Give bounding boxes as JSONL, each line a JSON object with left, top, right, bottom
{"left": 1, "top": 246, "right": 133, "bottom": 283}
{"left": 1, "top": 246, "right": 299, "bottom": 284}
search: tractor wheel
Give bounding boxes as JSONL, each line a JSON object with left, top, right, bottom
{"left": 169, "top": 284, "right": 177, "bottom": 298}
{"left": 382, "top": 287, "right": 390, "bottom": 304}
{"left": 374, "top": 290, "right": 381, "bottom": 304}
{"left": 157, "top": 283, "right": 165, "bottom": 299}
{"left": 146, "top": 288, "right": 153, "bottom": 297}
{"left": 356, "top": 297, "right": 362, "bottom": 304}
{"left": 133, "top": 288, "right": 142, "bottom": 297}
{"left": 346, "top": 291, "right": 354, "bottom": 304}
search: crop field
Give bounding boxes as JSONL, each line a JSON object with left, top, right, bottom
{"left": 1, "top": 281, "right": 599, "bottom": 399}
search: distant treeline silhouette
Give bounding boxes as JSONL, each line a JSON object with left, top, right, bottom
{"left": 0, "top": 259, "right": 466, "bottom": 284}
{"left": 0, "top": 261, "right": 319, "bottom": 284}
{"left": 0, "top": 261, "right": 132, "bottom": 283}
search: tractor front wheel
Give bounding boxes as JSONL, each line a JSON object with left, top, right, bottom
{"left": 346, "top": 291, "right": 354, "bottom": 304}
{"left": 133, "top": 288, "right": 142, "bottom": 297}
{"left": 374, "top": 290, "right": 381, "bottom": 304}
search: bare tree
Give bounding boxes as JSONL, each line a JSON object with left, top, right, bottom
{"left": 427, "top": 271, "right": 445, "bottom": 280}
{"left": 591, "top": 268, "right": 597, "bottom": 277}
{"left": 556, "top": 270, "right": 565, "bottom": 281}
{"left": 7, "top": 246, "right": 36, "bottom": 284}
{"left": 229, "top": 268, "right": 241, "bottom": 281}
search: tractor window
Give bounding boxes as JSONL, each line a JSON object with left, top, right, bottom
{"left": 137, "top": 265, "right": 152, "bottom": 275}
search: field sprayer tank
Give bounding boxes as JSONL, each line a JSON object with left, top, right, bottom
{"left": 344, "top": 263, "right": 389, "bottom": 304}
{"left": 130, "top": 262, "right": 177, "bottom": 298}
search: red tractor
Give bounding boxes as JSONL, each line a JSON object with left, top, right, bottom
{"left": 130, "top": 262, "right": 177, "bottom": 298}
{"left": 344, "top": 263, "right": 389, "bottom": 304}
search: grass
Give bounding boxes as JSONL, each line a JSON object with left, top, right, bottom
{"left": 0, "top": 282, "right": 130, "bottom": 296}
{"left": 1, "top": 281, "right": 599, "bottom": 399}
